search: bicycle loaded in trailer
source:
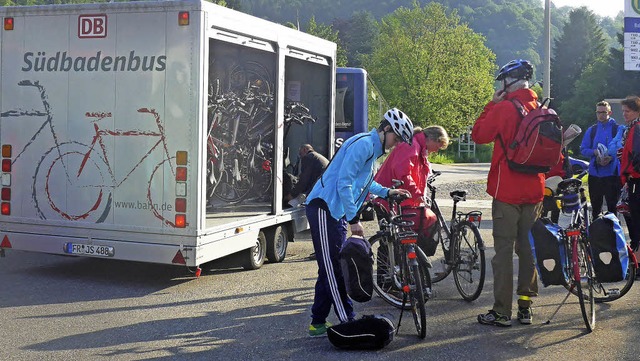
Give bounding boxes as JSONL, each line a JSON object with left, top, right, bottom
{"left": 0, "top": 0, "right": 337, "bottom": 274}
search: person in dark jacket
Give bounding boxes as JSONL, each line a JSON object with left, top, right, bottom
{"left": 472, "top": 59, "right": 541, "bottom": 327}
{"left": 580, "top": 101, "right": 621, "bottom": 219}
{"left": 285, "top": 144, "right": 328, "bottom": 203}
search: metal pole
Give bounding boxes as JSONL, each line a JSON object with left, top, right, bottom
{"left": 543, "top": 0, "right": 551, "bottom": 99}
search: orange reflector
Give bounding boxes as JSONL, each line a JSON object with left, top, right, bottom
{"left": 2, "top": 159, "right": 11, "bottom": 172}
{"left": 176, "top": 167, "right": 187, "bottom": 181}
{"left": 176, "top": 150, "right": 188, "bottom": 165}
{"left": 408, "top": 252, "right": 417, "bottom": 259}
{"left": 400, "top": 238, "right": 417, "bottom": 244}
{"left": 1, "top": 202, "right": 9, "bottom": 215}
{"left": 402, "top": 285, "right": 410, "bottom": 293}
{"left": 1, "top": 188, "right": 10, "bottom": 201}
{"left": 171, "top": 250, "right": 186, "bottom": 264}
{"left": 175, "top": 214, "right": 186, "bottom": 228}
{"left": 178, "top": 11, "right": 189, "bottom": 26}
{"left": 566, "top": 230, "right": 580, "bottom": 237}
{"left": 175, "top": 198, "right": 186, "bottom": 212}
{"left": 2, "top": 145, "right": 11, "bottom": 158}
{"left": 4, "top": 17, "right": 14, "bottom": 31}
{"left": 0, "top": 235, "right": 11, "bottom": 248}
{"left": 235, "top": 227, "right": 244, "bottom": 233}
{"left": 468, "top": 215, "right": 481, "bottom": 222}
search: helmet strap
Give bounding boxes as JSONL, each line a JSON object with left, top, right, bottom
{"left": 502, "top": 78, "right": 520, "bottom": 93}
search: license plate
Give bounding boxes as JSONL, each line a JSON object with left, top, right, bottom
{"left": 64, "top": 243, "right": 115, "bottom": 257}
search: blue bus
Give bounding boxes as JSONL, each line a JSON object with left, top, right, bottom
{"left": 335, "top": 67, "right": 387, "bottom": 150}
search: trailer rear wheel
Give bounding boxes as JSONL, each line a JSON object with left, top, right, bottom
{"left": 266, "top": 225, "right": 288, "bottom": 263}
{"left": 242, "top": 231, "right": 266, "bottom": 270}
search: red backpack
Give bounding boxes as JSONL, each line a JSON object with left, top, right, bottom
{"left": 498, "top": 98, "right": 563, "bottom": 174}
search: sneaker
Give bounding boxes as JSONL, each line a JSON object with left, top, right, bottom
{"left": 517, "top": 307, "right": 533, "bottom": 325}
{"left": 477, "top": 310, "right": 511, "bottom": 327}
{"left": 308, "top": 322, "right": 332, "bottom": 337}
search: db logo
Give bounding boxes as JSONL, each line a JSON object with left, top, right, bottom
{"left": 78, "top": 14, "right": 107, "bottom": 38}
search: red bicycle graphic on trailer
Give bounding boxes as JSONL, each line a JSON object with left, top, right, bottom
{"left": 1, "top": 80, "right": 179, "bottom": 226}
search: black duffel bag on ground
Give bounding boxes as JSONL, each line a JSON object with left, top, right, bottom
{"left": 327, "top": 315, "right": 395, "bottom": 350}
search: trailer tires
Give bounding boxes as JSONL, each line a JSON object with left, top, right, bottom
{"left": 265, "top": 226, "right": 288, "bottom": 263}
{"left": 242, "top": 231, "right": 267, "bottom": 270}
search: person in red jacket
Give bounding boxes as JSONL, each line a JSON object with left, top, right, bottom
{"left": 373, "top": 125, "right": 450, "bottom": 252}
{"left": 472, "top": 59, "right": 543, "bottom": 327}
{"left": 618, "top": 95, "right": 640, "bottom": 259}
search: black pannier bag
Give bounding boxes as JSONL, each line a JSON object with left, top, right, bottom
{"left": 327, "top": 315, "right": 395, "bottom": 350}
{"left": 588, "top": 213, "right": 629, "bottom": 283}
{"left": 339, "top": 235, "right": 374, "bottom": 303}
{"left": 529, "top": 218, "right": 568, "bottom": 287}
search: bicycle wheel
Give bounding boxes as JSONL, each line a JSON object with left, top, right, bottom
{"left": 430, "top": 217, "right": 452, "bottom": 283}
{"left": 452, "top": 221, "right": 486, "bottom": 301}
{"left": 370, "top": 234, "right": 430, "bottom": 310}
{"left": 574, "top": 238, "right": 595, "bottom": 332}
{"left": 593, "top": 246, "right": 637, "bottom": 303}
{"left": 406, "top": 248, "right": 428, "bottom": 339}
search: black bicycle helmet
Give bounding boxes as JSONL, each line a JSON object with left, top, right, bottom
{"left": 495, "top": 59, "right": 533, "bottom": 81}
{"left": 383, "top": 108, "right": 414, "bottom": 145}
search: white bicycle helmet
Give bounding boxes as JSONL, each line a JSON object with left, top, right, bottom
{"left": 384, "top": 108, "right": 414, "bottom": 145}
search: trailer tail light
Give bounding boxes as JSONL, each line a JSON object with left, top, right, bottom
{"left": 176, "top": 151, "right": 187, "bottom": 165}
{"left": 176, "top": 167, "right": 187, "bottom": 181}
{"left": 4, "top": 17, "right": 14, "bottom": 31}
{"left": 2, "top": 159, "right": 11, "bottom": 172}
{"left": 2, "top": 145, "right": 11, "bottom": 158}
{"left": 175, "top": 198, "right": 186, "bottom": 213}
{"left": 178, "top": 11, "right": 189, "bottom": 26}
{"left": 1, "top": 202, "right": 9, "bottom": 215}
{"left": 1, "top": 188, "right": 10, "bottom": 201}
{"left": 175, "top": 214, "right": 186, "bottom": 228}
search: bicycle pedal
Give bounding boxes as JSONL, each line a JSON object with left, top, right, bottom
{"left": 607, "top": 288, "right": 620, "bottom": 296}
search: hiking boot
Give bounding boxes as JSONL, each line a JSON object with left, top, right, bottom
{"left": 517, "top": 306, "right": 533, "bottom": 325}
{"left": 308, "top": 322, "right": 332, "bottom": 337}
{"left": 477, "top": 310, "right": 511, "bottom": 327}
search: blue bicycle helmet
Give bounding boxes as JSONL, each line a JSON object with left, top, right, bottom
{"left": 495, "top": 59, "right": 534, "bottom": 81}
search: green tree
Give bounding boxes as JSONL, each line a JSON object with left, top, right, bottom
{"left": 551, "top": 7, "right": 607, "bottom": 107}
{"left": 332, "top": 11, "right": 379, "bottom": 67}
{"left": 363, "top": 1, "right": 495, "bottom": 136}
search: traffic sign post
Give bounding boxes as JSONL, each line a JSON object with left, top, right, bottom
{"left": 625, "top": 0, "right": 640, "bottom": 70}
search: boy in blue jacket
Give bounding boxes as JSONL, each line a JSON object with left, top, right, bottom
{"left": 305, "top": 108, "right": 413, "bottom": 337}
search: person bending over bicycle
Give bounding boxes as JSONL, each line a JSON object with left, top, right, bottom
{"left": 374, "top": 125, "right": 451, "bottom": 255}
{"left": 472, "top": 59, "right": 542, "bottom": 327}
{"left": 304, "top": 108, "right": 413, "bottom": 337}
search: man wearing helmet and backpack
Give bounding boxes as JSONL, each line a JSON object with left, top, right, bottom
{"left": 305, "top": 108, "right": 412, "bottom": 337}
{"left": 472, "top": 59, "right": 543, "bottom": 327}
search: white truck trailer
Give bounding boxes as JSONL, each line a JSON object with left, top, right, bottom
{"left": 0, "top": 0, "right": 336, "bottom": 273}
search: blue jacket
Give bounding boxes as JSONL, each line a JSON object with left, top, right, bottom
{"left": 307, "top": 129, "right": 389, "bottom": 222}
{"left": 579, "top": 118, "right": 620, "bottom": 177}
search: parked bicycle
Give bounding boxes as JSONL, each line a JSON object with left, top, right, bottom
{"left": 369, "top": 180, "right": 431, "bottom": 339}
{"left": 426, "top": 171, "right": 486, "bottom": 301}
{"left": 548, "top": 177, "right": 637, "bottom": 332}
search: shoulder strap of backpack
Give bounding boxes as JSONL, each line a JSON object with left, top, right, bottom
{"left": 590, "top": 123, "right": 619, "bottom": 148}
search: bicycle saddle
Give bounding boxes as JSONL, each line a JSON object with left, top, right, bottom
{"left": 450, "top": 190, "right": 467, "bottom": 200}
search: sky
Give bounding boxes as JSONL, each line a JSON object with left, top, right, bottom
{"left": 547, "top": 0, "right": 624, "bottom": 19}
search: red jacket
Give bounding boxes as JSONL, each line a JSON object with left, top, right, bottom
{"left": 374, "top": 131, "right": 430, "bottom": 208}
{"left": 471, "top": 88, "right": 545, "bottom": 204}
{"left": 620, "top": 121, "right": 640, "bottom": 184}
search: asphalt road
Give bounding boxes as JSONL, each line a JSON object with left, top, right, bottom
{"left": 2, "top": 163, "right": 640, "bottom": 360}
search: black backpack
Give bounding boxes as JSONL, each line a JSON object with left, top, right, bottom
{"left": 339, "top": 236, "right": 374, "bottom": 303}
{"left": 327, "top": 315, "right": 395, "bottom": 350}
{"left": 588, "top": 213, "right": 629, "bottom": 283}
{"left": 528, "top": 218, "right": 569, "bottom": 287}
